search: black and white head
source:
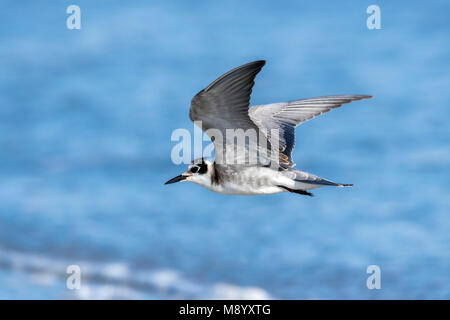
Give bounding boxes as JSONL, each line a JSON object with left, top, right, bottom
{"left": 165, "top": 158, "right": 213, "bottom": 186}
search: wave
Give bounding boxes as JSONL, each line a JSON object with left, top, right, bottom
{"left": 0, "top": 247, "right": 271, "bottom": 299}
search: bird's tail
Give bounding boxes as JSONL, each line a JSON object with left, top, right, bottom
{"left": 291, "top": 170, "right": 353, "bottom": 188}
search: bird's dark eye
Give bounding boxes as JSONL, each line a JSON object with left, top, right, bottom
{"left": 190, "top": 166, "right": 199, "bottom": 174}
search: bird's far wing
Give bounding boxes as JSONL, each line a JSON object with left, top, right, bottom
{"left": 249, "top": 95, "right": 372, "bottom": 168}
{"left": 190, "top": 60, "right": 274, "bottom": 166}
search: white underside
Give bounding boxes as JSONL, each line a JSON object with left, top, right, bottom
{"left": 189, "top": 167, "right": 323, "bottom": 195}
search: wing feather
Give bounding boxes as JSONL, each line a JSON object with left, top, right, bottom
{"left": 190, "top": 61, "right": 274, "bottom": 166}
{"left": 249, "top": 95, "right": 372, "bottom": 168}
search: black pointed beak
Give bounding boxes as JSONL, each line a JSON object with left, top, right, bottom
{"left": 164, "top": 174, "right": 187, "bottom": 185}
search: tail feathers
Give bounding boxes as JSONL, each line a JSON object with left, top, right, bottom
{"left": 288, "top": 170, "right": 353, "bottom": 189}
{"left": 295, "top": 178, "right": 353, "bottom": 187}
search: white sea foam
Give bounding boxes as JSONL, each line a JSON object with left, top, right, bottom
{"left": 0, "top": 247, "right": 272, "bottom": 300}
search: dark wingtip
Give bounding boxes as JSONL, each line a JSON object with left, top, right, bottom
{"left": 244, "top": 60, "right": 266, "bottom": 68}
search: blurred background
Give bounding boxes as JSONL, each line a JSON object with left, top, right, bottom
{"left": 0, "top": 0, "right": 449, "bottom": 299}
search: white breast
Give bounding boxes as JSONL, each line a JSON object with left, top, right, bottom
{"left": 204, "top": 167, "right": 292, "bottom": 195}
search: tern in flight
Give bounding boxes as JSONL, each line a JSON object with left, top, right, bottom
{"left": 165, "top": 60, "right": 371, "bottom": 196}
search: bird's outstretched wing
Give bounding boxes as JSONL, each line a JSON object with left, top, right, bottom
{"left": 190, "top": 60, "right": 274, "bottom": 166}
{"left": 249, "top": 95, "right": 373, "bottom": 168}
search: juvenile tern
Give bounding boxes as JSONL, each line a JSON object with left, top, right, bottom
{"left": 165, "top": 60, "right": 371, "bottom": 196}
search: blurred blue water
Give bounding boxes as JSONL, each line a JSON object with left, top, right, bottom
{"left": 0, "top": 0, "right": 449, "bottom": 299}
